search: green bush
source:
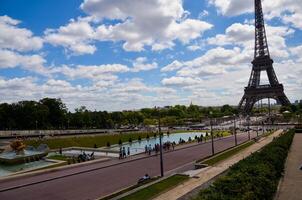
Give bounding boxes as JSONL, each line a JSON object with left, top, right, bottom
{"left": 194, "top": 130, "right": 295, "bottom": 200}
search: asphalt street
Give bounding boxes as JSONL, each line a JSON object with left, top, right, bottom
{"left": 0, "top": 132, "right": 257, "bottom": 200}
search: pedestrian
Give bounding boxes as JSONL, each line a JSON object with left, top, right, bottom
{"left": 119, "top": 147, "right": 122, "bottom": 159}
{"left": 145, "top": 145, "right": 148, "bottom": 154}
{"left": 148, "top": 146, "right": 151, "bottom": 155}
{"left": 123, "top": 147, "right": 126, "bottom": 158}
{"left": 127, "top": 147, "right": 130, "bottom": 156}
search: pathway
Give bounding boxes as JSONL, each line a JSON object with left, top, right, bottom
{"left": 153, "top": 130, "right": 283, "bottom": 200}
{"left": 275, "top": 133, "right": 302, "bottom": 200}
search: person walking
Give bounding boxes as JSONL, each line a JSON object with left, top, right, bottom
{"left": 127, "top": 147, "right": 130, "bottom": 156}
{"left": 149, "top": 144, "right": 152, "bottom": 154}
{"left": 119, "top": 147, "right": 122, "bottom": 159}
{"left": 122, "top": 147, "right": 126, "bottom": 158}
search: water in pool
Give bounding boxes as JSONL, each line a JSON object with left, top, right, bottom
{"left": 0, "top": 160, "right": 55, "bottom": 177}
{"left": 109, "top": 132, "right": 206, "bottom": 155}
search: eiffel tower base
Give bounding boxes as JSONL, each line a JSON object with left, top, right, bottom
{"left": 238, "top": 84, "right": 290, "bottom": 115}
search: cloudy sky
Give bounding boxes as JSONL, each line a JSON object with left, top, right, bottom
{"left": 0, "top": 0, "right": 301, "bottom": 111}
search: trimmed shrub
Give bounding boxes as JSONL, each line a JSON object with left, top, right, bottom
{"left": 194, "top": 130, "right": 295, "bottom": 200}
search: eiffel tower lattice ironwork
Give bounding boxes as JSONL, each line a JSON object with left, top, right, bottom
{"left": 238, "top": 0, "right": 290, "bottom": 115}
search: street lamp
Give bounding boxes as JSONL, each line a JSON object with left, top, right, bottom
{"left": 210, "top": 111, "right": 214, "bottom": 156}
{"left": 256, "top": 115, "right": 259, "bottom": 137}
{"left": 157, "top": 107, "right": 164, "bottom": 177}
{"left": 247, "top": 115, "right": 250, "bottom": 140}
{"left": 262, "top": 121, "right": 264, "bottom": 135}
{"left": 233, "top": 114, "right": 237, "bottom": 146}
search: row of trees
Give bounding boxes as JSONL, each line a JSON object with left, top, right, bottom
{"left": 0, "top": 98, "right": 238, "bottom": 130}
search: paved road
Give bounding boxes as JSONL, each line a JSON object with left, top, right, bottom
{"left": 276, "top": 133, "right": 302, "bottom": 200}
{"left": 0, "top": 132, "right": 257, "bottom": 200}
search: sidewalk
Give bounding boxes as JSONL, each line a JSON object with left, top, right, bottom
{"left": 153, "top": 130, "right": 284, "bottom": 200}
{"left": 275, "top": 133, "right": 302, "bottom": 200}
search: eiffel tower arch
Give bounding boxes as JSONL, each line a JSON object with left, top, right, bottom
{"left": 238, "top": 0, "right": 290, "bottom": 115}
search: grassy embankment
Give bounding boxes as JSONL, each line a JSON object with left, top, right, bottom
{"left": 193, "top": 129, "right": 295, "bottom": 200}
{"left": 25, "top": 130, "right": 230, "bottom": 150}
{"left": 118, "top": 174, "right": 189, "bottom": 200}
{"left": 201, "top": 140, "right": 255, "bottom": 166}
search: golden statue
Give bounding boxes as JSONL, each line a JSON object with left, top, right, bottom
{"left": 10, "top": 140, "right": 26, "bottom": 154}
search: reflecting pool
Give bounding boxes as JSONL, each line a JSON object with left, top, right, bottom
{"left": 108, "top": 132, "right": 205, "bottom": 155}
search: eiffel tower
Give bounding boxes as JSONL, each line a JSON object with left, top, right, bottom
{"left": 238, "top": 0, "right": 290, "bottom": 115}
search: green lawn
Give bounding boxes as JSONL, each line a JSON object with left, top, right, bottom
{"left": 24, "top": 130, "right": 231, "bottom": 150}
{"left": 24, "top": 130, "right": 214, "bottom": 149}
{"left": 25, "top": 132, "right": 155, "bottom": 149}
{"left": 202, "top": 140, "right": 255, "bottom": 166}
{"left": 119, "top": 174, "right": 189, "bottom": 200}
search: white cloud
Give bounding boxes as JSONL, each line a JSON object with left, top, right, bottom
{"left": 0, "top": 76, "right": 179, "bottom": 111}
{"left": 130, "top": 57, "right": 158, "bottom": 72}
{"left": 290, "top": 45, "right": 302, "bottom": 62}
{"left": 209, "top": 0, "right": 302, "bottom": 29}
{"left": 207, "top": 23, "right": 294, "bottom": 59}
{"left": 0, "top": 49, "right": 48, "bottom": 75}
{"left": 44, "top": 17, "right": 96, "bottom": 55}
{"left": 0, "top": 15, "right": 43, "bottom": 52}
{"left": 161, "top": 60, "right": 183, "bottom": 72}
{"left": 84, "top": 0, "right": 213, "bottom": 52}
{"left": 162, "top": 76, "right": 202, "bottom": 86}
{"left": 209, "top": 0, "right": 253, "bottom": 16}
{"left": 162, "top": 47, "right": 250, "bottom": 77}
{"left": 51, "top": 64, "right": 129, "bottom": 82}
{"left": 198, "top": 10, "right": 209, "bottom": 19}
{"left": 187, "top": 45, "right": 202, "bottom": 51}
{"left": 283, "top": 13, "right": 302, "bottom": 29}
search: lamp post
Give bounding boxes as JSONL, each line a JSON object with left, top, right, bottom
{"left": 247, "top": 115, "right": 250, "bottom": 140}
{"left": 256, "top": 115, "right": 259, "bottom": 137}
{"left": 262, "top": 121, "right": 264, "bottom": 135}
{"left": 233, "top": 114, "right": 237, "bottom": 146}
{"left": 157, "top": 107, "right": 164, "bottom": 177}
{"left": 210, "top": 111, "right": 214, "bottom": 156}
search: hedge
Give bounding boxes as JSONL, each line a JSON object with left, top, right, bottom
{"left": 193, "top": 129, "right": 295, "bottom": 200}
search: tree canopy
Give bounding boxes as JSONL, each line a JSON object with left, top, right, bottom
{"left": 0, "top": 98, "right": 239, "bottom": 130}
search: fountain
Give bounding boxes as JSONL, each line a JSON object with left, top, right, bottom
{"left": 0, "top": 140, "right": 49, "bottom": 165}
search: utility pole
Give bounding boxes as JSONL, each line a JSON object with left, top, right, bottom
{"left": 210, "top": 112, "right": 214, "bottom": 155}
{"left": 268, "top": 98, "right": 271, "bottom": 130}
{"left": 256, "top": 115, "right": 259, "bottom": 137}
{"left": 233, "top": 114, "right": 237, "bottom": 146}
{"left": 247, "top": 115, "right": 250, "bottom": 140}
{"left": 157, "top": 107, "right": 164, "bottom": 177}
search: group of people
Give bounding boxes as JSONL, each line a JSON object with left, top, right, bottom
{"left": 77, "top": 151, "right": 95, "bottom": 162}
{"left": 119, "top": 146, "right": 130, "bottom": 159}
{"left": 144, "top": 141, "right": 176, "bottom": 155}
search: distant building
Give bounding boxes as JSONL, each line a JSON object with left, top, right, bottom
{"left": 294, "top": 100, "right": 302, "bottom": 105}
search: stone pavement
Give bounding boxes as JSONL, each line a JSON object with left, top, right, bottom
{"left": 275, "top": 133, "right": 302, "bottom": 200}
{"left": 153, "top": 129, "right": 284, "bottom": 200}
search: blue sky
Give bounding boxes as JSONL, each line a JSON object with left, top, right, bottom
{"left": 0, "top": 0, "right": 301, "bottom": 111}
